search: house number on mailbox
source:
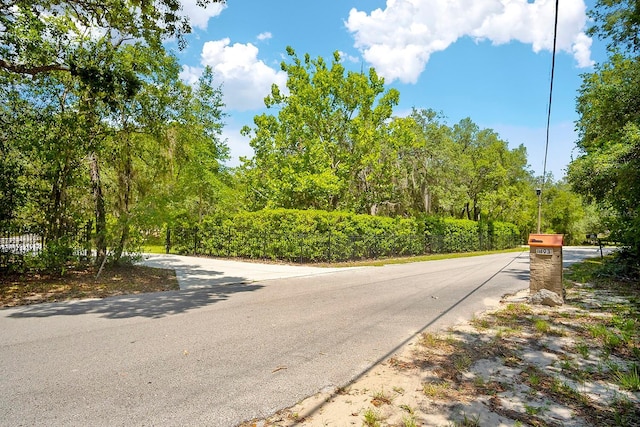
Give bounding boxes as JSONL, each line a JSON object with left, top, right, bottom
{"left": 535, "top": 248, "right": 553, "bottom": 255}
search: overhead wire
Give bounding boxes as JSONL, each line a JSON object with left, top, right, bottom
{"left": 538, "top": 0, "right": 560, "bottom": 233}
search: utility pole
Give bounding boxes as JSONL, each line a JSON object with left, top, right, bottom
{"left": 536, "top": 188, "right": 542, "bottom": 233}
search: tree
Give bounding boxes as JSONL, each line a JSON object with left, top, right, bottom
{"left": 388, "top": 109, "right": 462, "bottom": 216}
{"left": 588, "top": 0, "right": 640, "bottom": 54}
{"left": 241, "top": 48, "right": 400, "bottom": 213}
{"left": 568, "top": 53, "right": 640, "bottom": 256}
{"left": 2, "top": 44, "right": 230, "bottom": 266}
{"left": 568, "top": 0, "right": 640, "bottom": 266}
{"left": 1, "top": 0, "right": 230, "bottom": 269}
{"left": 450, "top": 118, "right": 531, "bottom": 223}
{"left": 88, "top": 51, "right": 229, "bottom": 262}
{"left": 542, "top": 180, "right": 590, "bottom": 244}
{"left": 0, "top": 0, "right": 225, "bottom": 75}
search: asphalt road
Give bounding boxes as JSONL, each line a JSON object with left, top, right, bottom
{"left": 0, "top": 247, "right": 606, "bottom": 426}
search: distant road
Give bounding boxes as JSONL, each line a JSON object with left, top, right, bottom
{"left": 0, "top": 247, "right": 605, "bottom": 426}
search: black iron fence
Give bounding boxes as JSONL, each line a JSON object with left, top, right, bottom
{"left": 1, "top": 223, "right": 522, "bottom": 269}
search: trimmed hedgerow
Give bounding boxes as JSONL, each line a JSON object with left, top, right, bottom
{"left": 170, "top": 209, "right": 520, "bottom": 262}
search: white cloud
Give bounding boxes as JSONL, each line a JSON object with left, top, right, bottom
{"left": 337, "top": 51, "right": 360, "bottom": 63}
{"left": 257, "top": 32, "right": 272, "bottom": 41}
{"left": 222, "top": 125, "right": 254, "bottom": 167}
{"left": 199, "top": 38, "right": 287, "bottom": 111}
{"left": 179, "top": 64, "right": 203, "bottom": 85}
{"left": 180, "top": 0, "right": 227, "bottom": 30}
{"left": 346, "top": 0, "right": 594, "bottom": 84}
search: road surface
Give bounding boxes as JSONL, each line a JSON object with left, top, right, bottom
{"left": 0, "top": 247, "right": 606, "bottom": 426}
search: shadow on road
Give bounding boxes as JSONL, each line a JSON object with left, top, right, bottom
{"left": 140, "top": 254, "right": 266, "bottom": 289}
{"left": 8, "top": 282, "right": 263, "bottom": 320}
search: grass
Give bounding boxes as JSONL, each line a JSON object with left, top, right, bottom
{"left": 321, "top": 247, "right": 526, "bottom": 267}
{"left": 0, "top": 264, "right": 179, "bottom": 306}
{"left": 615, "top": 364, "right": 640, "bottom": 391}
{"left": 449, "top": 412, "right": 481, "bottom": 427}
{"left": 370, "top": 388, "right": 394, "bottom": 406}
{"left": 362, "top": 408, "right": 382, "bottom": 427}
{"left": 402, "top": 415, "right": 418, "bottom": 427}
{"left": 423, "top": 380, "right": 451, "bottom": 399}
{"left": 141, "top": 244, "right": 167, "bottom": 254}
{"left": 533, "top": 318, "right": 552, "bottom": 334}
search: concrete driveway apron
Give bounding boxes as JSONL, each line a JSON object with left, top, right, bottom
{"left": 139, "top": 254, "right": 354, "bottom": 290}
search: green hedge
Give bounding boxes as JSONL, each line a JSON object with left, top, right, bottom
{"left": 170, "top": 209, "right": 520, "bottom": 262}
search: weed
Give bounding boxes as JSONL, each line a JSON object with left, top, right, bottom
{"left": 524, "top": 367, "right": 541, "bottom": 387}
{"left": 611, "top": 395, "right": 640, "bottom": 426}
{"left": 402, "top": 415, "right": 418, "bottom": 427}
{"left": 504, "top": 355, "right": 522, "bottom": 367}
{"left": 419, "top": 332, "right": 440, "bottom": 347}
{"left": 472, "top": 375, "right": 485, "bottom": 388}
{"left": 559, "top": 357, "right": 575, "bottom": 371}
{"left": 605, "top": 332, "right": 623, "bottom": 349}
{"left": 371, "top": 388, "right": 394, "bottom": 406}
{"left": 450, "top": 412, "right": 480, "bottom": 426}
{"left": 470, "top": 316, "right": 490, "bottom": 330}
{"left": 453, "top": 353, "right": 473, "bottom": 373}
{"left": 524, "top": 403, "right": 545, "bottom": 416}
{"left": 399, "top": 404, "right": 414, "bottom": 415}
{"left": 495, "top": 326, "right": 522, "bottom": 338}
{"left": 362, "top": 408, "right": 381, "bottom": 427}
{"left": 550, "top": 378, "right": 591, "bottom": 406}
{"left": 615, "top": 364, "right": 640, "bottom": 391}
{"left": 503, "top": 303, "right": 533, "bottom": 316}
{"left": 423, "top": 380, "right": 451, "bottom": 399}
{"left": 575, "top": 341, "right": 590, "bottom": 358}
{"left": 393, "top": 386, "right": 405, "bottom": 395}
{"left": 589, "top": 323, "right": 609, "bottom": 340}
{"left": 534, "top": 318, "right": 552, "bottom": 334}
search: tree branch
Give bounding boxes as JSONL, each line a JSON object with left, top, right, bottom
{"left": 0, "top": 59, "right": 70, "bottom": 76}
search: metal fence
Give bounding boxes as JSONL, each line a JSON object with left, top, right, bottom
{"left": 168, "top": 227, "right": 522, "bottom": 263}
{"left": 0, "top": 225, "right": 92, "bottom": 270}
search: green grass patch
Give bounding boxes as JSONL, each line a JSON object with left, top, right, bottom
{"left": 319, "top": 247, "right": 526, "bottom": 267}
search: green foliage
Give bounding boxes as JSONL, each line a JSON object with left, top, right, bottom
{"left": 570, "top": 0, "right": 640, "bottom": 259}
{"left": 2, "top": 37, "right": 231, "bottom": 271}
{"left": 0, "top": 0, "right": 224, "bottom": 80}
{"left": 240, "top": 48, "right": 400, "bottom": 213}
{"left": 588, "top": 0, "right": 640, "bottom": 54}
{"left": 240, "top": 62, "right": 540, "bottom": 233}
{"left": 541, "top": 179, "right": 599, "bottom": 245}
{"left": 171, "top": 209, "right": 520, "bottom": 262}
{"left": 569, "top": 53, "right": 640, "bottom": 260}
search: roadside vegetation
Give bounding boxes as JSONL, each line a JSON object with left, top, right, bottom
{"left": 2, "top": 0, "right": 618, "bottom": 275}
{"left": 241, "top": 255, "right": 640, "bottom": 427}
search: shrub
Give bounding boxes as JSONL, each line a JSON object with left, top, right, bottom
{"left": 170, "top": 209, "right": 520, "bottom": 262}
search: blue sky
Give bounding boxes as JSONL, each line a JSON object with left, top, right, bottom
{"left": 172, "top": 0, "right": 608, "bottom": 179}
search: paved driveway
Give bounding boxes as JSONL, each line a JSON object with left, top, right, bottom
{"left": 139, "top": 254, "right": 354, "bottom": 289}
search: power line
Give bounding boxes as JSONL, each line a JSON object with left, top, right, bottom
{"left": 538, "top": 0, "right": 560, "bottom": 234}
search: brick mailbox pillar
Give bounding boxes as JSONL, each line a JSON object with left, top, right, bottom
{"left": 528, "top": 234, "right": 564, "bottom": 300}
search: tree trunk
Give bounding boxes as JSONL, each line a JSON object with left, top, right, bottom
{"left": 463, "top": 202, "right": 471, "bottom": 220}
{"left": 89, "top": 152, "right": 107, "bottom": 264}
{"left": 473, "top": 200, "right": 481, "bottom": 221}
{"left": 114, "top": 143, "right": 133, "bottom": 263}
{"left": 422, "top": 183, "right": 431, "bottom": 214}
